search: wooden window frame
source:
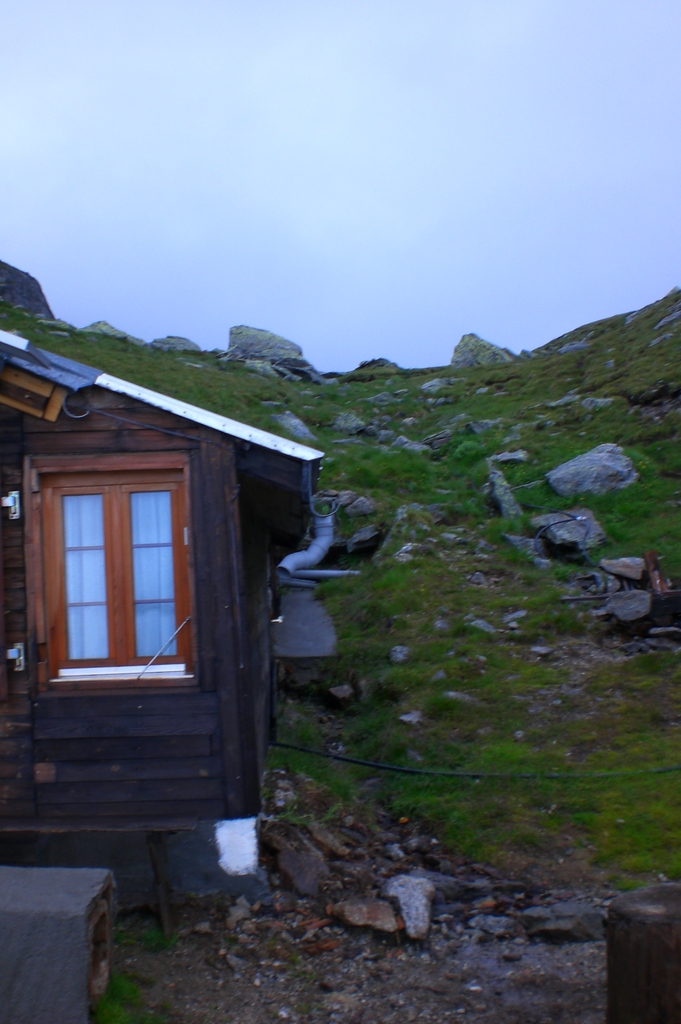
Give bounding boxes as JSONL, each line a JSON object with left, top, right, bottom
{"left": 31, "top": 453, "right": 196, "bottom": 692}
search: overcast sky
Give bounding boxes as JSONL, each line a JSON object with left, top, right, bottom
{"left": 1, "top": 1, "right": 679, "bottom": 371}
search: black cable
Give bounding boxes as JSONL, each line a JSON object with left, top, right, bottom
{"left": 270, "top": 740, "right": 681, "bottom": 780}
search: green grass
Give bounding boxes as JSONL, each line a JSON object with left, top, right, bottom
{"left": 94, "top": 974, "right": 167, "bottom": 1024}
{"left": 6, "top": 287, "right": 681, "bottom": 885}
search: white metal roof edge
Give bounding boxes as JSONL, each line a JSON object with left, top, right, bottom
{"left": 94, "top": 372, "right": 324, "bottom": 462}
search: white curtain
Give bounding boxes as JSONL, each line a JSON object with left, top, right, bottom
{"left": 130, "top": 491, "right": 176, "bottom": 657}
{"left": 63, "top": 493, "right": 108, "bottom": 659}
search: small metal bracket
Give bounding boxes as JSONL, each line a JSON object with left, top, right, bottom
{"left": 1, "top": 491, "right": 20, "bottom": 520}
{"left": 7, "top": 643, "right": 25, "bottom": 672}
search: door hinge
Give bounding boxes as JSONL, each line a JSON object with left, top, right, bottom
{"left": 1, "top": 491, "right": 20, "bottom": 520}
{"left": 7, "top": 643, "right": 25, "bottom": 672}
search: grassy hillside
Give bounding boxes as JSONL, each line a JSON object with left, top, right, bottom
{"left": 5, "top": 288, "right": 681, "bottom": 887}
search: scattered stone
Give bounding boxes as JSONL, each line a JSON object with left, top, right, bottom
{"left": 307, "top": 821, "right": 350, "bottom": 858}
{"left": 557, "top": 340, "right": 590, "bottom": 354}
{"left": 599, "top": 557, "right": 645, "bottom": 580}
{"left": 433, "top": 619, "right": 450, "bottom": 631}
{"left": 393, "top": 543, "right": 424, "bottom": 563}
{"left": 521, "top": 902, "right": 605, "bottom": 942}
{"left": 468, "top": 914, "right": 515, "bottom": 938}
{"left": 332, "top": 412, "right": 365, "bottom": 435}
{"left": 347, "top": 524, "right": 382, "bottom": 553}
{"left": 422, "top": 428, "right": 453, "bottom": 450}
{"left": 392, "top": 435, "right": 429, "bottom": 452}
{"left": 430, "top": 670, "right": 446, "bottom": 682}
{"left": 488, "top": 468, "right": 523, "bottom": 519}
{"left": 382, "top": 874, "right": 435, "bottom": 940}
{"left": 377, "top": 429, "right": 396, "bottom": 444}
{"left": 530, "top": 646, "right": 554, "bottom": 657}
{"left": 389, "top": 646, "right": 410, "bottom": 664}
{"left": 530, "top": 507, "right": 605, "bottom": 550}
{"left": 649, "top": 626, "right": 681, "bottom": 640}
{"left": 546, "top": 444, "right": 638, "bottom": 496}
{"left": 605, "top": 590, "right": 652, "bottom": 622}
{"left": 491, "top": 450, "right": 528, "bottom": 463}
{"left": 467, "top": 419, "right": 502, "bottom": 435}
{"left": 400, "top": 711, "right": 423, "bottom": 725}
{"left": 345, "top": 496, "right": 376, "bottom": 517}
{"left": 469, "top": 619, "right": 496, "bottom": 634}
{"left": 277, "top": 848, "right": 330, "bottom": 897}
{"left": 444, "top": 690, "right": 477, "bottom": 704}
{"left": 581, "top": 397, "right": 613, "bottom": 411}
{"left": 271, "top": 411, "right": 318, "bottom": 441}
{"left": 368, "top": 392, "right": 394, "bottom": 404}
{"left": 337, "top": 490, "right": 359, "bottom": 507}
{"left": 192, "top": 919, "right": 213, "bottom": 934}
{"left": 547, "top": 392, "right": 581, "bottom": 407}
{"left": 469, "top": 572, "right": 488, "bottom": 587}
{"left": 503, "top": 610, "right": 527, "bottom": 624}
{"left": 328, "top": 685, "right": 354, "bottom": 707}
{"left": 331, "top": 899, "right": 399, "bottom": 933}
{"left": 451, "top": 333, "right": 514, "bottom": 367}
{"left": 151, "top": 335, "right": 200, "bottom": 351}
{"left": 420, "top": 378, "right": 451, "bottom": 393}
{"left": 502, "top": 533, "right": 552, "bottom": 569}
{"left": 226, "top": 905, "right": 252, "bottom": 929}
{"left": 80, "top": 320, "right": 146, "bottom": 346}
{"left": 384, "top": 844, "right": 406, "bottom": 861}
{"left": 244, "top": 359, "right": 280, "bottom": 378}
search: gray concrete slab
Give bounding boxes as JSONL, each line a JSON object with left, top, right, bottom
{"left": 272, "top": 590, "right": 337, "bottom": 658}
{"left": 0, "top": 865, "right": 112, "bottom": 1024}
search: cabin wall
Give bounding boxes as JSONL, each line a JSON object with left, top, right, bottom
{"left": 0, "top": 405, "right": 34, "bottom": 819}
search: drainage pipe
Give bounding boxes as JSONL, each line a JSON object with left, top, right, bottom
{"left": 277, "top": 512, "right": 359, "bottom": 585}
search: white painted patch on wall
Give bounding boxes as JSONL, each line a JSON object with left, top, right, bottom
{"left": 215, "top": 817, "right": 259, "bottom": 876}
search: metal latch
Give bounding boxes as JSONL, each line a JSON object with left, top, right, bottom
{"left": 7, "top": 643, "right": 25, "bottom": 671}
{"left": 1, "top": 491, "right": 20, "bottom": 519}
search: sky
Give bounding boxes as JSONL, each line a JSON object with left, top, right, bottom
{"left": 1, "top": 1, "right": 680, "bottom": 372}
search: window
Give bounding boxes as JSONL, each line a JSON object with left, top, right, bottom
{"left": 39, "top": 464, "right": 193, "bottom": 689}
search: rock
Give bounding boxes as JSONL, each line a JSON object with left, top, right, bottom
{"left": 384, "top": 843, "right": 406, "bottom": 861}
{"left": 467, "top": 419, "right": 502, "bottom": 435}
{"left": 244, "top": 359, "right": 281, "bottom": 379}
{"left": 192, "top": 919, "right": 213, "bottom": 934}
{"left": 81, "top": 320, "right": 146, "bottom": 345}
{"left": 347, "top": 524, "right": 382, "bottom": 554}
{"left": 151, "top": 335, "right": 201, "bottom": 351}
{"left": 377, "top": 429, "right": 396, "bottom": 444}
{"left": 546, "top": 392, "right": 581, "bottom": 407}
{"left": 581, "top": 397, "right": 613, "bottom": 411}
{"left": 451, "top": 333, "right": 515, "bottom": 367}
{"left": 521, "top": 901, "right": 605, "bottom": 942}
{"left": 433, "top": 618, "right": 450, "bottom": 631}
{"left": 332, "top": 412, "right": 365, "bottom": 435}
{"left": 422, "top": 429, "right": 453, "bottom": 450}
{"left": 430, "top": 670, "right": 446, "bottom": 682}
{"left": 605, "top": 590, "right": 652, "bottom": 622}
{"left": 389, "top": 645, "right": 410, "bottom": 664}
{"left": 546, "top": 444, "right": 638, "bottom": 497}
{"left": 469, "top": 618, "right": 496, "bottom": 634}
{"left": 599, "top": 557, "right": 645, "bottom": 580}
{"left": 328, "top": 684, "right": 354, "bottom": 707}
{"left": 399, "top": 711, "right": 422, "bottom": 725}
{"left": 503, "top": 533, "right": 552, "bottom": 569}
{"left": 226, "top": 905, "right": 251, "bottom": 929}
{"left": 0, "top": 259, "right": 54, "bottom": 317}
{"left": 491, "top": 450, "right": 528, "bottom": 463}
{"left": 420, "top": 378, "right": 451, "bottom": 393}
{"left": 648, "top": 626, "right": 681, "bottom": 640}
{"left": 392, "top": 435, "right": 429, "bottom": 452}
{"left": 530, "top": 507, "right": 605, "bottom": 550}
{"left": 271, "top": 411, "right": 317, "bottom": 441}
{"left": 337, "top": 490, "right": 359, "bottom": 507}
{"left": 332, "top": 899, "right": 399, "bottom": 933}
{"left": 468, "top": 914, "right": 515, "bottom": 938}
{"left": 530, "top": 645, "right": 554, "bottom": 657}
{"left": 226, "top": 325, "right": 303, "bottom": 362}
{"left": 444, "top": 690, "right": 476, "bottom": 704}
{"left": 557, "top": 340, "right": 590, "bottom": 354}
{"left": 469, "top": 572, "right": 488, "bottom": 587}
{"left": 393, "top": 543, "right": 423, "bottom": 562}
{"left": 488, "top": 468, "right": 523, "bottom": 518}
{"left": 345, "top": 496, "right": 376, "bottom": 517}
{"left": 357, "top": 357, "right": 398, "bottom": 369}
{"left": 368, "top": 391, "right": 394, "bottom": 404}
{"left": 382, "top": 875, "right": 435, "bottom": 940}
{"left": 307, "top": 821, "right": 350, "bottom": 858}
{"left": 277, "top": 848, "right": 330, "bottom": 896}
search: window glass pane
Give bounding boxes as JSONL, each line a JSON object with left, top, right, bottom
{"left": 63, "top": 494, "right": 108, "bottom": 660}
{"left": 130, "top": 491, "right": 176, "bottom": 657}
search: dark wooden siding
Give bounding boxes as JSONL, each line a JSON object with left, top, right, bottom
{"left": 0, "top": 405, "right": 34, "bottom": 817}
{"left": 32, "top": 693, "right": 223, "bottom": 818}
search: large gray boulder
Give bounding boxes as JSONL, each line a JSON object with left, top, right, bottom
{"left": 487, "top": 468, "right": 522, "bottom": 519}
{"left": 224, "top": 325, "right": 325, "bottom": 384}
{"left": 271, "top": 411, "right": 317, "bottom": 442}
{"left": 80, "top": 321, "right": 146, "bottom": 346}
{"left": 0, "top": 259, "right": 53, "bottom": 318}
{"left": 151, "top": 335, "right": 200, "bottom": 351}
{"left": 546, "top": 444, "right": 638, "bottom": 497}
{"left": 451, "top": 332, "right": 515, "bottom": 368}
{"left": 521, "top": 901, "right": 605, "bottom": 942}
{"left": 530, "top": 508, "right": 605, "bottom": 550}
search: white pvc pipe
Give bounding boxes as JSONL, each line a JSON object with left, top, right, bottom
{"left": 277, "top": 513, "right": 336, "bottom": 581}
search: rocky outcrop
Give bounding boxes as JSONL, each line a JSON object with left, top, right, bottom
{"left": 451, "top": 332, "right": 515, "bottom": 368}
{"left": 0, "top": 259, "right": 53, "bottom": 317}
{"left": 80, "top": 321, "right": 146, "bottom": 346}
{"left": 151, "top": 335, "right": 200, "bottom": 351}
{"left": 222, "top": 325, "right": 325, "bottom": 383}
{"left": 546, "top": 444, "right": 638, "bottom": 496}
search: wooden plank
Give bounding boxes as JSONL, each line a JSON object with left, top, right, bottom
{"left": 0, "top": 803, "right": 35, "bottom": 817}
{"left": 25, "top": 430, "right": 199, "bottom": 456}
{"left": 645, "top": 550, "right": 669, "bottom": 593}
{"left": 34, "top": 735, "right": 212, "bottom": 761}
{"left": 0, "top": 762, "right": 32, "bottom": 780}
{"left": 48, "top": 756, "right": 222, "bottom": 783}
{"left": 34, "top": 692, "right": 218, "bottom": 719}
{"left": 0, "top": 718, "right": 31, "bottom": 738}
{"left": 37, "top": 777, "right": 223, "bottom": 803}
{"left": 236, "top": 443, "right": 313, "bottom": 495}
{"left": 0, "top": 781, "right": 35, "bottom": 800}
{"left": 0, "top": 738, "right": 32, "bottom": 760}
{"left": 0, "top": 816, "right": 198, "bottom": 833}
{"left": 25, "top": 408, "right": 202, "bottom": 434}
{"left": 33, "top": 714, "right": 219, "bottom": 740}
{"left": 35, "top": 799, "right": 224, "bottom": 818}
{"left": 42, "top": 386, "right": 68, "bottom": 422}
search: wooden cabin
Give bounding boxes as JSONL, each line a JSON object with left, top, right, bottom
{"left": 0, "top": 331, "right": 322, "bottom": 834}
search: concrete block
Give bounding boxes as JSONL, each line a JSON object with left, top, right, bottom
{"left": 0, "top": 865, "right": 113, "bottom": 1024}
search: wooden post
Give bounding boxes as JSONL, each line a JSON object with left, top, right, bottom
{"left": 607, "top": 883, "right": 681, "bottom": 1023}
{"left": 146, "top": 832, "right": 174, "bottom": 939}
